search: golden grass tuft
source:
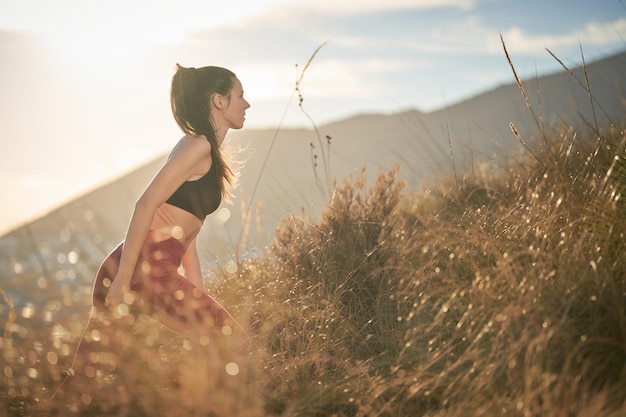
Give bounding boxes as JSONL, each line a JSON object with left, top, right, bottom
{"left": 215, "top": 122, "right": 626, "bottom": 416}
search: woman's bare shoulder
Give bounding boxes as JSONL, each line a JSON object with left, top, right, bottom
{"left": 168, "top": 135, "right": 212, "bottom": 160}
{"left": 175, "top": 134, "right": 212, "bottom": 151}
{"left": 161, "top": 135, "right": 213, "bottom": 181}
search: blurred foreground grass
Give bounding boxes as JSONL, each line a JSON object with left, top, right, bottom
{"left": 2, "top": 120, "right": 626, "bottom": 416}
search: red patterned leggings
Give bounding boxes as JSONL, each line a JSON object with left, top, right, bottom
{"left": 91, "top": 232, "right": 241, "bottom": 334}
{"left": 51, "top": 232, "right": 248, "bottom": 412}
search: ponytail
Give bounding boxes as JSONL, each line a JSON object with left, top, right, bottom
{"left": 170, "top": 64, "right": 236, "bottom": 199}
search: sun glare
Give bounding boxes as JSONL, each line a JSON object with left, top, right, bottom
{"left": 38, "top": 20, "right": 181, "bottom": 78}
{"left": 4, "top": 0, "right": 296, "bottom": 80}
{"left": 236, "top": 64, "right": 296, "bottom": 101}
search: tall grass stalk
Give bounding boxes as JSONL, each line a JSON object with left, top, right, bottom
{"left": 238, "top": 41, "right": 329, "bottom": 256}
{"left": 545, "top": 45, "right": 613, "bottom": 131}
{"left": 295, "top": 41, "right": 332, "bottom": 197}
{"left": 500, "top": 33, "right": 548, "bottom": 148}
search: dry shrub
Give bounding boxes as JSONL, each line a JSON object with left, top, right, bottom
{"left": 215, "top": 124, "right": 626, "bottom": 417}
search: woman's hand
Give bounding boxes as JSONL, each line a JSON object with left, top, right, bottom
{"left": 105, "top": 275, "right": 133, "bottom": 309}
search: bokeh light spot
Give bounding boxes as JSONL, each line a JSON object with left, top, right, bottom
{"left": 171, "top": 225, "right": 184, "bottom": 240}
{"left": 90, "top": 329, "right": 101, "bottom": 342}
{"left": 140, "top": 261, "right": 151, "bottom": 275}
{"left": 217, "top": 207, "right": 231, "bottom": 223}
{"left": 47, "top": 351, "right": 58, "bottom": 365}
{"left": 68, "top": 250, "right": 79, "bottom": 264}
{"left": 37, "top": 276, "right": 48, "bottom": 289}
{"left": 21, "top": 304, "right": 34, "bottom": 319}
{"left": 57, "top": 252, "right": 66, "bottom": 264}
{"left": 225, "top": 362, "right": 239, "bottom": 376}
{"left": 116, "top": 303, "right": 129, "bottom": 317}
{"left": 123, "top": 293, "right": 135, "bottom": 305}
{"left": 225, "top": 260, "right": 238, "bottom": 274}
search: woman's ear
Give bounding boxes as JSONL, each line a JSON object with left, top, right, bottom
{"left": 212, "top": 94, "right": 223, "bottom": 110}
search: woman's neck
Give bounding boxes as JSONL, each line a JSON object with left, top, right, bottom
{"left": 215, "top": 127, "right": 228, "bottom": 146}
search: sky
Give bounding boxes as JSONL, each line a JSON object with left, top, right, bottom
{"left": 0, "top": 0, "right": 625, "bottom": 233}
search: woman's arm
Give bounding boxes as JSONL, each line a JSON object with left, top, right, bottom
{"left": 105, "top": 137, "right": 212, "bottom": 307}
{"left": 181, "top": 235, "right": 204, "bottom": 290}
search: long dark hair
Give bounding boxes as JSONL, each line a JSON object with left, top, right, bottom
{"left": 170, "top": 64, "right": 235, "bottom": 198}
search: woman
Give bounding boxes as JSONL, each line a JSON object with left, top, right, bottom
{"left": 52, "top": 64, "right": 250, "bottom": 411}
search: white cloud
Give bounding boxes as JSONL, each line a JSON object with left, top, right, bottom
{"left": 306, "top": 59, "right": 418, "bottom": 96}
{"left": 328, "top": 15, "right": 496, "bottom": 54}
{"left": 288, "top": 0, "right": 478, "bottom": 14}
{"left": 237, "top": 58, "right": 416, "bottom": 102}
{"left": 330, "top": 15, "right": 626, "bottom": 57}
{"left": 496, "top": 18, "right": 626, "bottom": 55}
{"left": 0, "top": 0, "right": 287, "bottom": 41}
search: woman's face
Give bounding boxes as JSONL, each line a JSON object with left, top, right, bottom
{"left": 221, "top": 77, "right": 250, "bottom": 130}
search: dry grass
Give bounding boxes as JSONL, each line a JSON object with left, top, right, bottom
{"left": 207, "top": 120, "right": 626, "bottom": 416}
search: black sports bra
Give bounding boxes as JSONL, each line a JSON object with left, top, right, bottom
{"left": 165, "top": 163, "right": 222, "bottom": 220}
